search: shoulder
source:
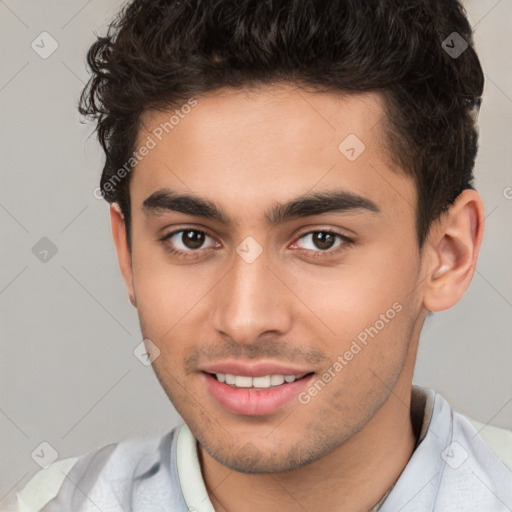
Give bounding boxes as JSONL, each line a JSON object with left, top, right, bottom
{"left": 423, "top": 386, "right": 512, "bottom": 473}
{"left": 0, "top": 457, "right": 78, "bottom": 512}
{"left": 466, "top": 417, "right": 512, "bottom": 471}
{"left": 1, "top": 428, "right": 182, "bottom": 512}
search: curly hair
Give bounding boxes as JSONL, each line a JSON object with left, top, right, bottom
{"left": 79, "top": 0, "right": 484, "bottom": 249}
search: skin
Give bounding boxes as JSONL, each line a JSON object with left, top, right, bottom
{"left": 110, "top": 83, "right": 484, "bottom": 511}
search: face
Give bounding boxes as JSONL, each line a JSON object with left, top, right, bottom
{"left": 117, "top": 83, "right": 428, "bottom": 473}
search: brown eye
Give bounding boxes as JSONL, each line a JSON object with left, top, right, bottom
{"left": 293, "top": 230, "right": 353, "bottom": 259}
{"left": 160, "top": 228, "right": 218, "bottom": 259}
{"left": 181, "top": 230, "right": 206, "bottom": 249}
{"left": 311, "top": 232, "right": 337, "bottom": 250}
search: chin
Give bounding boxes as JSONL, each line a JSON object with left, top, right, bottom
{"left": 199, "top": 434, "right": 337, "bottom": 474}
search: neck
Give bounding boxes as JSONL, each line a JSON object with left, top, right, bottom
{"left": 199, "top": 376, "right": 418, "bottom": 512}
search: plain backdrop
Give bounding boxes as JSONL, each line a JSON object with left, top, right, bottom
{"left": 1, "top": 0, "right": 511, "bottom": 502}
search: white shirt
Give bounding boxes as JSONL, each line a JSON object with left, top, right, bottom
{"left": 3, "top": 385, "right": 512, "bottom": 511}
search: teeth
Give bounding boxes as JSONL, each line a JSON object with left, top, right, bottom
{"left": 270, "top": 375, "right": 285, "bottom": 386}
{"left": 214, "top": 373, "right": 305, "bottom": 389}
{"left": 234, "top": 376, "right": 252, "bottom": 388}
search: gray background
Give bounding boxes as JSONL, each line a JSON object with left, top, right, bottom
{"left": 1, "top": 0, "right": 511, "bottom": 502}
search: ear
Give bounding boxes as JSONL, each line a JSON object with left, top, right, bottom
{"left": 422, "top": 189, "right": 485, "bottom": 312}
{"left": 110, "top": 203, "right": 137, "bottom": 308}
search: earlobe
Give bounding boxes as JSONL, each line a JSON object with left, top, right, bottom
{"left": 110, "top": 203, "right": 137, "bottom": 308}
{"left": 423, "top": 189, "right": 485, "bottom": 313}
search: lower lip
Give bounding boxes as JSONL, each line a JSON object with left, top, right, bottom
{"left": 202, "top": 372, "right": 314, "bottom": 416}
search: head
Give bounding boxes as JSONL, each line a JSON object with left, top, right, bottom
{"left": 80, "top": 0, "right": 485, "bottom": 473}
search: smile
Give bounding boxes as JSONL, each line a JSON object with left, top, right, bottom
{"left": 202, "top": 371, "right": 314, "bottom": 416}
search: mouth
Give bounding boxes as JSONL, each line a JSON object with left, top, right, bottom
{"left": 208, "top": 371, "right": 312, "bottom": 389}
{"left": 201, "top": 370, "right": 315, "bottom": 416}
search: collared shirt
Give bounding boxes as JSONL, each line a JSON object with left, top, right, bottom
{"left": 2, "top": 385, "right": 512, "bottom": 512}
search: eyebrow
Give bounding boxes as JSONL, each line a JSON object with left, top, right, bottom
{"left": 142, "top": 187, "right": 380, "bottom": 227}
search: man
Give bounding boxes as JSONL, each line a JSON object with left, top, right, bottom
{"left": 4, "top": 0, "right": 512, "bottom": 511}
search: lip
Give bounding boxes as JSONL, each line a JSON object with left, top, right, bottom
{"left": 199, "top": 361, "right": 313, "bottom": 378}
{"left": 202, "top": 370, "right": 315, "bottom": 416}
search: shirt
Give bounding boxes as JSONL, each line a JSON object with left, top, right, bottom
{"left": 2, "top": 385, "right": 512, "bottom": 512}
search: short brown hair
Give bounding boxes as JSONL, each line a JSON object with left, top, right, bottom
{"left": 79, "top": 0, "right": 484, "bottom": 248}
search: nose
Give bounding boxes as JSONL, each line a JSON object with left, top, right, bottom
{"left": 211, "top": 246, "right": 293, "bottom": 344}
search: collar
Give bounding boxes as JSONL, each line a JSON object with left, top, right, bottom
{"left": 176, "top": 385, "right": 444, "bottom": 512}
{"left": 176, "top": 422, "right": 215, "bottom": 511}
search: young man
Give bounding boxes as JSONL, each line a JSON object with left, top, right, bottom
{"left": 4, "top": 0, "right": 512, "bottom": 511}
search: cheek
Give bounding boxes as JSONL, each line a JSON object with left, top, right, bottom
{"left": 302, "top": 244, "right": 419, "bottom": 338}
{"left": 130, "top": 244, "right": 217, "bottom": 359}
{"left": 294, "top": 247, "right": 421, "bottom": 398}
{"left": 130, "top": 244, "right": 183, "bottom": 341}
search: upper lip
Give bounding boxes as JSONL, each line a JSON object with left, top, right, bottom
{"left": 199, "top": 361, "right": 314, "bottom": 378}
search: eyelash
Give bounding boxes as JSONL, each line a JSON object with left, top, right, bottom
{"left": 158, "top": 228, "right": 353, "bottom": 261}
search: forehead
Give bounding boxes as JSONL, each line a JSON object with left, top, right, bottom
{"left": 139, "top": 83, "right": 388, "bottom": 154}
{"left": 131, "top": 84, "right": 415, "bottom": 223}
